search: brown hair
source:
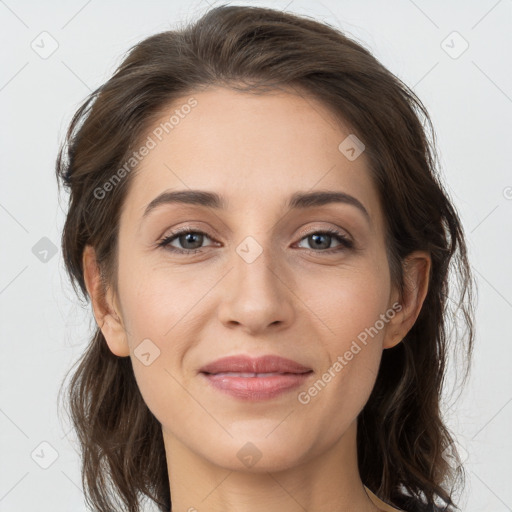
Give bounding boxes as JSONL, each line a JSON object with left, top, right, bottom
{"left": 56, "top": 5, "right": 475, "bottom": 512}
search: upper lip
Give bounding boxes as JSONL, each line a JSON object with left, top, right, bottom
{"left": 199, "top": 355, "right": 313, "bottom": 374}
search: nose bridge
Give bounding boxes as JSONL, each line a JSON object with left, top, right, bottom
{"left": 217, "top": 231, "right": 294, "bottom": 332}
{"left": 233, "top": 232, "right": 283, "bottom": 300}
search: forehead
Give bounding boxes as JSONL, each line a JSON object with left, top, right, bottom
{"left": 121, "top": 86, "right": 383, "bottom": 230}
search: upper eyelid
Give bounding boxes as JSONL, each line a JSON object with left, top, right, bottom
{"left": 162, "top": 225, "right": 349, "bottom": 239}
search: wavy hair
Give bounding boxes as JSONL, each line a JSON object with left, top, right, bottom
{"left": 56, "top": 5, "right": 475, "bottom": 511}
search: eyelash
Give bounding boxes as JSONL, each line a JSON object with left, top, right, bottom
{"left": 156, "top": 226, "right": 354, "bottom": 255}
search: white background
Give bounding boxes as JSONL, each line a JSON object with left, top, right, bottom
{"left": 0, "top": 0, "right": 511, "bottom": 511}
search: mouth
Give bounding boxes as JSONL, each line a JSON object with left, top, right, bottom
{"left": 198, "top": 355, "right": 314, "bottom": 401}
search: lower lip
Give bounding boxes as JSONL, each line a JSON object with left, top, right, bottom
{"left": 200, "top": 372, "right": 313, "bottom": 401}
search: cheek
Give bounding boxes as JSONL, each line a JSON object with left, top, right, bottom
{"left": 305, "top": 259, "right": 392, "bottom": 350}
{"left": 299, "top": 262, "right": 391, "bottom": 406}
{"left": 116, "top": 266, "right": 219, "bottom": 424}
{"left": 297, "top": 283, "right": 388, "bottom": 443}
{"left": 119, "top": 262, "right": 215, "bottom": 343}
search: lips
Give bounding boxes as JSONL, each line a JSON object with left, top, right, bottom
{"left": 199, "top": 355, "right": 314, "bottom": 400}
{"left": 199, "top": 354, "right": 312, "bottom": 375}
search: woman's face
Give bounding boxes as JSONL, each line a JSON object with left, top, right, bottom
{"left": 102, "top": 86, "right": 408, "bottom": 471}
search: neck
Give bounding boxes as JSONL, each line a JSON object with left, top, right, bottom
{"left": 163, "top": 420, "right": 380, "bottom": 512}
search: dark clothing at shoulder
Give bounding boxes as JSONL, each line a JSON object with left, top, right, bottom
{"left": 394, "top": 494, "right": 450, "bottom": 512}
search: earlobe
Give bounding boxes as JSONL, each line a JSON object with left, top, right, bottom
{"left": 82, "top": 245, "right": 130, "bottom": 357}
{"left": 383, "top": 251, "right": 431, "bottom": 349}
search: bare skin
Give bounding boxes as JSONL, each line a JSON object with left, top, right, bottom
{"left": 84, "top": 86, "right": 429, "bottom": 512}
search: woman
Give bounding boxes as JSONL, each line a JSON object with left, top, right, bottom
{"left": 56, "top": 5, "right": 475, "bottom": 512}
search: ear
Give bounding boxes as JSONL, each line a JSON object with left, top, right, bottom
{"left": 82, "top": 244, "right": 130, "bottom": 357}
{"left": 383, "top": 250, "right": 431, "bottom": 349}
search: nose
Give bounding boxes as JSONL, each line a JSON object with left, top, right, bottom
{"left": 217, "top": 241, "right": 295, "bottom": 335}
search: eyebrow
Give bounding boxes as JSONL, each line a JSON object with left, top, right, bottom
{"left": 141, "top": 189, "right": 370, "bottom": 223}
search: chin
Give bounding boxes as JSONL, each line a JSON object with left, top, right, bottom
{"left": 202, "top": 436, "right": 311, "bottom": 474}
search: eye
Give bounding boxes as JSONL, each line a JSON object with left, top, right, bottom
{"left": 295, "top": 228, "right": 353, "bottom": 254}
{"left": 157, "top": 228, "right": 217, "bottom": 254}
{"left": 157, "top": 227, "right": 353, "bottom": 255}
